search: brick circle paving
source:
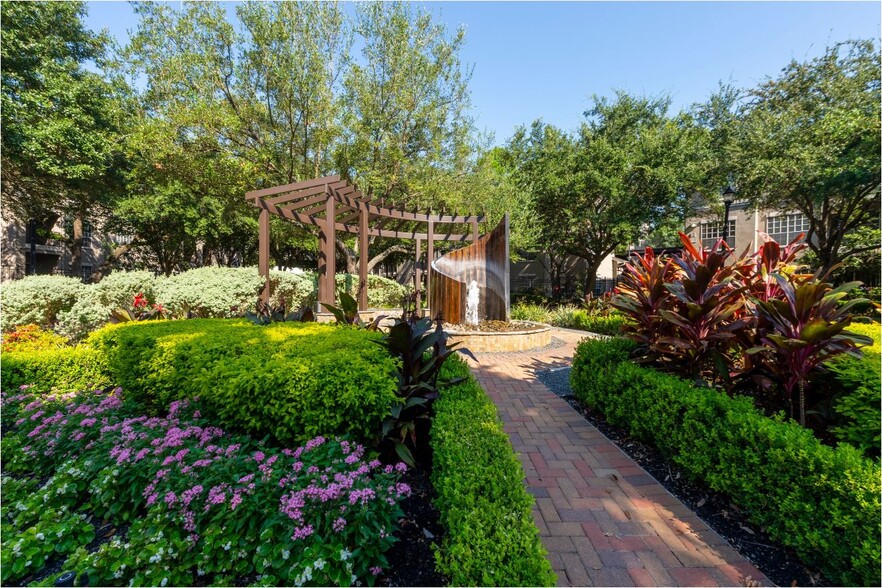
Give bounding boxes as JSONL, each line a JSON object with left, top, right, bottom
{"left": 466, "top": 329, "right": 771, "bottom": 587}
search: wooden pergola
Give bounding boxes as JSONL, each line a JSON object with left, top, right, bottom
{"left": 246, "top": 175, "right": 485, "bottom": 311}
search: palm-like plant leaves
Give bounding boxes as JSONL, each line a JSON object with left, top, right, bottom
{"left": 748, "top": 273, "right": 872, "bottom": 425}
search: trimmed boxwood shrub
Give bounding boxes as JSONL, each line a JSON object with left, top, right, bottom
{"left": 571, "top": 337, "right": 881, "bottom": 587}
{"left": 431, "top": 356, "right": 556, "bottom": 586}
{"left": 0, "top": 347, "right": 110, "bottom": 394}
{"left": 86, "top": 320, "right": 398, "bottom": 445}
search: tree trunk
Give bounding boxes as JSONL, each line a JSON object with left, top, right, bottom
{"left": 92, "top": 242, "right": 136, "bottom": 283}
{"left": 70, "top": 216, "right": 84, "bottom": 280}
{"left": 581, "top": 256, "right": 605, "bottom": 299}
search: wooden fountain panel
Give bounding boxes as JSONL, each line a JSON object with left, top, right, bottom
{"left": 430, "top": 214, "right": 510, "bottom": 324}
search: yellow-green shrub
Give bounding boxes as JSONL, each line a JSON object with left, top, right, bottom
{"left": 1, "top": 347, "right": 110, "bottom": 394}
{"left": 86, "top": 320, "right": 398, "bottom": 444}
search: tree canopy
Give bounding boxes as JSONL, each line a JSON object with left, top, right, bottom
{"left": 726, "top": 40, "right": 881, "bottom": 275}
{"left": 507, "top": 92, "right": 705, "bottom": 294}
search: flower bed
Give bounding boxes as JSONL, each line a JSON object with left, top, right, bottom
{"left": 1, "top": 387, "right": 409, "bottom": 587}
{"left": 570, "top": 337, "right": 882, "bottom": 587}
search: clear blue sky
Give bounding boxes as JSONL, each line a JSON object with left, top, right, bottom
{"left": 85, "top": 0, "right": 881, "bottom": 144}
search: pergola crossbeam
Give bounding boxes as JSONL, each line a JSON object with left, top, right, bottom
{"left": 248, "top": 176, "right": 485, "bottom": 310}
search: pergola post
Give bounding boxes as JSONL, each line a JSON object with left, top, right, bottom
{"left": 318, "top": 192, "right": 336, "bottom": 308}
{"left": 415, "top": 238, "right": 422, "bottom": 314}
{"left": 259, "top": 208, "right": 270, "bottom": 303}
{"left": 427, "top": 220, "right": 434, "bottom": 315}
{"left": 358, "top": 207, "right": 369, "bottom": 311}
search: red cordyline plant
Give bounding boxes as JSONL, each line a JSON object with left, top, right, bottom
{"left": 612, "top": 247, "right": 679, "bottom": 356}
{"left": 747, "top": 272, "right": 872, "bottom": 426}
{"left": 653, "top": 233, "right": 752, "bottom": 381}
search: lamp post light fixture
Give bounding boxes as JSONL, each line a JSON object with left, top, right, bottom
{"left": 721, "top": 174, "right": 737, "bottom": 244}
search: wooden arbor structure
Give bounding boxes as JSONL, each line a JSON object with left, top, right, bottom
{"left": 246, "top": 175, "right": 492, "bottom": 314}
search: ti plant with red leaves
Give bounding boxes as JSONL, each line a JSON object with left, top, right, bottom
{"left": 747, "top": 273, "right": 872, "bottom": 426}
{"left": 612, "top": 247, "right": 679, "bottom": 358}
{"left": 653, "top": 233, "right": 751, "bottom": 382}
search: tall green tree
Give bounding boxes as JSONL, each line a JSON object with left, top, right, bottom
{"left": 736, "top": 40, "right": 881, "bottom": 275}
{"left": 508, "top": 92, "right": 704, "bottom": 295}
{"left": 338, "top": 1, "right": 474, "bottom": 206}
{"left": 1, "top": 0, "right": 124, "bottom": 273}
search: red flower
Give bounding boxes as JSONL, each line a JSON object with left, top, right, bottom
{"left": 133, "top": 293, "right": 148, "bottom": 309}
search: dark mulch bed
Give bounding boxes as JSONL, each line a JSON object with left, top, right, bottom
{"left": 537, "top": 367, "right": 830, "bottom": 588}
{"left": 379, "top": 466, "right": 447, "bottom": 587}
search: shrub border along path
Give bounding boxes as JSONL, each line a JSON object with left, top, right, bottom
{"left": 465, "top": 329, "right": 770, "bottom": 587}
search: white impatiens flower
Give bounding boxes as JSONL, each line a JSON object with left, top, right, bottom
{"left": 160, "top": 578, "right": 168, "bottom": 587}
{"left": 25, "top": 561, "right": 32, "bottom": 567}
{"left": 340, "top": 548, "right": 352, "bottom": 561}
{"left": 223, "top": 541, "right": 232, "bottom": 551}
{"left": 314, "top": 559, "right": 326, "bottom": 571}
{"left": 35, "top": 532, "right": 44, "bottom": 541}
{"left": 281, "top": 550, "right": 290, "bottom": 561}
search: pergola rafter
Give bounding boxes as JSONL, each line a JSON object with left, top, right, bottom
{"left": 246, "top": 175, "right": 485, "bottom": 310}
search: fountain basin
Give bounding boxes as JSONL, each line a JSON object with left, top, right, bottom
{"left": 444, "top": 320, "right": 552, "bottom": 353}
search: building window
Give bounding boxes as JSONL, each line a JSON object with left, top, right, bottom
{"left": 766, "top": 213, "right": 809, "bottom": 245}
{"left": 699, "top": 220, "right": 736, "bottom": 249}
{"left": 83, "top": 221, "right": 92, "bottom": 247}
{"left": 81, "top": 265, "right": 92, "bottom": 281}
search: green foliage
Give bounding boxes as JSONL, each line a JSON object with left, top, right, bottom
{"left": 322, "top": 291, "right": 367, "bottom": 327}
{"left": 571, "top": 338, "right": 881, "bottom": 587}
{"left": 829, "top": 323, "right": 881, "bottom": 455}
{"left": 1, "top": 0, "right": 124, "bottom": 223}
{"left": 334, "top": 274, "right": 408, "bottom": 310}
{"left": 0, "top": 324, "right": 68, "bottom": 354}
{"left": 86, "top": 320, "right": 398, "bottom": 445}
{"left": 245, "top": 298, "right": 315, "bottom": 326}
{"left": 0, "top": 275, "right": 86, "bottom": 331}
{"left": 431, "top": 357, "right": 556, "bottom": 586}
{"left": 0, "top": 347, "right": 110, "bottom": 394}
{"left": 56, "top": 297, "right": 113, "bottom": 342}
{"left": 735, "top": 40, "right": 881, "bottom": 275}
{"left": 154, "top": 267, "right": 265, "bottom": 318}
{"left": 374, "top": 314, "right": 461, "bottom": 466}
{"left": 509, "top": 303, "right": 630, "bottom": 336}
{"left": 506, "top": 91, "right": 705, "bottom": 293}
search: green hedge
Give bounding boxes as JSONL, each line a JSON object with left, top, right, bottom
{"left": 571, "top": 338, "right": 881, "bottom": 587}
{"left": 0, "top": 347, "right": 110, "bottom": 394}
{"left": 830, "top": 323, "right": 881, "bottom": 455}
{"left": 431, "top": 357, "right": 555, "bottom": 586}
{"left": 85, "top": 320, "right": 398, "bottom": 445}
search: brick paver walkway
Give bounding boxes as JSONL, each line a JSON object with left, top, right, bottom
{"left": 467, "top": 329, "right": 771, "bottom": 587}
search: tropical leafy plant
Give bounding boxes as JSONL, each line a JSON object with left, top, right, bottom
{"left": 748, "top": 273, "right": 872, "bottom": 425}
{"left": 245, "top": 297, "right": 315, "bottom": 325}
{"left": 374, "top": 313, "right": 469, "bottom": 466}
{"left": 612, "top": 246, "right": 679, "bottom": 357}
{"left": 322, "top": 291, "right": 384, "bottom": 330}
{"left": 109, "top": 292, "right": 166, "bottom": 324}
{"left": 654, "top": 233, "right": 751, "bottom": 381}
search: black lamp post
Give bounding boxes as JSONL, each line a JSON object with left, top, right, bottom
{"left": 721, "top": 174, "right": 736, "bottom": 244}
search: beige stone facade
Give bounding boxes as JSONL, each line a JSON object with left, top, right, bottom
{"left": 0, "top": 212, "right": 129, "bottom": 282}
{"left": 683, "top": 202, "right": 812, "bottom": 254}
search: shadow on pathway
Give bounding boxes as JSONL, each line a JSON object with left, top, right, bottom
{"left": 464, "top": 329, "right": 771, "bottom": 587}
